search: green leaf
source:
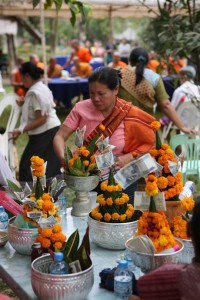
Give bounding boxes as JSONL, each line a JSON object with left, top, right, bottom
{"left": 65, "top": 146, "right": 73, "bottom": 163}
{"left": 35, "top": 177, "right": 44, "bottom": 199}
{"left": 155, "top": 131, "right": 162, "bottom": 150}
{"left": 7, "top": 180, "right": 22, "bottom": 192}
{"left": 149, "top": 196, "right": 157, "bottom": 212}
{"left": 108, "top": 168, "right": 116, "bottom": 186}
{"left": 63, "top": 229, "right": 79, "bottom": 263}
{"left": 87, "top": 134, "right": 99, "bottom": 157}
{"left": 54, "top": 0, "right": 63, "bottom": 11}
{"left": 73, "top": 226, "right": 92, "bottom": 270}
{"left": 70, "top": 8, "right": 76, "bottom": 26}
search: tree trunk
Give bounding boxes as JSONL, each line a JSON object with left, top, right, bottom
{"left": 49, "top": 17, "right": 58, "bottom": 54}
{"left": 6, "top": 34, "right": 16, "bottom": 73}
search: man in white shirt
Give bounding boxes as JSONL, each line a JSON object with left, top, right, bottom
{"left": 118, "top": 38, "right": 131, "bottom": 64}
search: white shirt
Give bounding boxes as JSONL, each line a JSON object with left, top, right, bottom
{"left": 118, "top": 43, "right": 131, "bottom": 58}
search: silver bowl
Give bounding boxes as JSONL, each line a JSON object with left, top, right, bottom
{"left": 8, "top": 216, "right": 38, "bottom": 255}
{"left": 0, "top": 231, "right": 8, "bottom": 247}
{"left": 65, "top": 175, "right": 100, "bottom": 217}
{"left": 125, "top": 237, "right": 184, "bottom": 273}
{"left": 65, "top": 175, "right": 99, "bottom": 192}
{"left": 31, "top": 254, "right": 94, "bottom": 300}
{"left": 88, "top": 214, "right": 138, "bottom": 250}
{"left": 176, "top": 238, "right": 194, "bottom": 263}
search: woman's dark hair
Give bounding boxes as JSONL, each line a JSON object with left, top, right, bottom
{"left": 129, "top": 47, "right": 149, "bottom": 86}
{"left": 187, "top": 198, "right": 200, "bottom": 257}
{"left": 20, "top": 62, "right": 44, "bottom": 80}
{"left": 88, "top": 66, "right": 121, "bottom": 90}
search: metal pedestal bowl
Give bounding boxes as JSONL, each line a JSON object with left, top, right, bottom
{"left": 65, "top": 175, "right": 99, "bottom": 217}
{"left": 31, "top": 254, "right": 94, "bottom": 300}
{"left": 8, "top": 216, "right": 38, "bottom": 255}
{"left": 177, "top": 238, "right": 194, "bottom": 263}
{"left": 125, "top": 237, "right": 184, "bottom": 273}
{"left": 88, "top": 214, "right": 138, "bottom": 250}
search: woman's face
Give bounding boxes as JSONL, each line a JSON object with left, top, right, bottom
{"left": 21, "top": 73, "right": 33, "bottom": 89}
{"left": 89, "top": 81, "right": 119, "bottom": 114}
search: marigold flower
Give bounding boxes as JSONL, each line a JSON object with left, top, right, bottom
{"left": 68, "top": 158, "right": 74, "bottom": 168}
{"left": 42, "top": 193, "right": 51, "bottom": 201}
{"left": 35, "top": 235, "right": 43, "bottom": 243}
{"left": 99, "top": 124, "right": 106, "bottom": 131}
{"left": 42, "top": 200, "right": 54, "bottom": 211}
{"left": 41, "top": 237, "right": 51, "bottom": 249}
{"left": 151, "top": 121, "right": 161, "bottom": 131}
{"left": 104, "top": 213, "right": 111, "bottom": 222}
{"left": 111, "top": 213, "right": 120, "bottom": 220}
{"left": 32, "top": 170, "right": 44, "bottom": 177}
{"left": 52, "top": 224, "right": 62, "bottom": 233}
{"left": 38, "top": 227, "right": 42, "bottom": 234}
{"left": 119, "top": 214, "right": 127, "bottom": 222}
{"left": 30, "top": 156, "right": 44, "bottom": 165}
{"left": 132, "top": 151, "right": 138, "bottom": 158}
{"left": 53, "top": 242, "right": 63, "bottom": 250}
{"left": 51, "top": 233, "right": 62, "bottom": 243}
{"left": 82, "top": 149, "right": 90, "bottom": 157}
{"left": 94, "top": 212, "right": 103, "bottom": 221}
{"left": 41, "top": 228, "right": 52, "bottom": 238}
{"left": 157, "top": 176, "right": 168, "bottom": 190}
{"left": 180, "top": 197, "right": 195, "bottom": 212}
{"left": 106, "top": 197, "right": 113, "bottom": 206}
{"left": 83, "top": 160, "right": 89, "bottom": 166}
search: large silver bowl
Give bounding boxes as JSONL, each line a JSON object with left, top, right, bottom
{"left": 31, "top": 254, "right": 94, "bottom": 300}
{"left": 176, "top": 238, "right": 194, "bottom": 263}
{"left": 65, "top": 175, "right": 99, "bottom": 192}
{"left": 88, "top": 214, "right": 138, "bottom": 250}
{"left": 125, "top": 237, "right": 184, "bottom": 273}
{"left": 8, "top": 216, "right": 38, "bottom": 255}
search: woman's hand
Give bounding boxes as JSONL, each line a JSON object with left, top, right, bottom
{"left": 179, "top": 126, "right": 199, "bottom": 134}
{"left": 114, "top": 153, "right": 133, "bottom": 169}
{"left": 9, "top": 130, "right": 21, "bottom": 143}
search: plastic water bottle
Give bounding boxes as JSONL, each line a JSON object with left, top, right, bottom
{"left": 114, "top": 260, "right": 133, "bottom": 300}
{"left": 49, "top": 252, "right": 68, "bottom": 275}
{"left": 58, "top": 192, "right": 67, "bottom": 215}
{"left": 124, "top": 251, "right": 141, "bottom": 280}
{"left": 0, "top": 206, "right": 8, "bottom": 232}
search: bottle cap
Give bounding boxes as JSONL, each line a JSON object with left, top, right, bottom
{"left": 0, "top": 206, "right": 5, "bottom": 213}
{"left": 118, "top": 260, "right": 128, "bottom": 268}
{"left": 54, "top": 252, "right": 64, "bottom": 261}
{"left": 32, "top": 242, "right": 41, "bottom": 248}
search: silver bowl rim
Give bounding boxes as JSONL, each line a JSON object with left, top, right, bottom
{"left": 125, "top": 237, "right": 184, "bottom": 257}
{"left": 31, "top": 254, "right": 93, "bottom": 277}
{"left": 88, "top": 213, "right": 139, "bottom": 226}
{"left": 8, "top": 216, "right": 38, "bottom": 232}
{"left": 65, "top": 174, "right": 100, "bottom": 179}
{"left": 0, "top": 231, "right": 8, "bottom": 239}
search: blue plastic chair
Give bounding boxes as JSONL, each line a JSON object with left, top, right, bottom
{"left": 169, "top": 134, "right": 200, "bottom": 185}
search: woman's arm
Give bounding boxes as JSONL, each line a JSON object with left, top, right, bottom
{"left": 159, "top": 99, "right": 196, "bottom": 133}
{"left": 53, "top": 124, "right": 74, "bottom": 169}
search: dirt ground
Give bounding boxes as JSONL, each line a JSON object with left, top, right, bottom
{"left": 0, "top": 278, "right": 19, "bottom": 299}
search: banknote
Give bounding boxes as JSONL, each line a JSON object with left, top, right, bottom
{"left": 114, "top": 153, "right": 158, "bottom": 189}
{"left": 134, "top": 192, "right": 166, "bottom": 211}
{"left": 95, "top": 150, "right": 115, "bottom": 170}
{"left": 75, "top": 126, "right": 86, "bottom": 148}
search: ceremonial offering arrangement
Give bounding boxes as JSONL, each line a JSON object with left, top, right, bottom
{"left": 65, "top": 126, "right": 100, "bottom": 216}
{"left": 88, "top": 168, "right": 142, "bottom": 250}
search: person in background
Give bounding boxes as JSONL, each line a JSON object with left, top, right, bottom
{"left": 118, "top": 47, "right": 195, "bottom": 135}
{"left": 168, "top": 54, "right": 185, "bottom": 74}
{"left": 108, "top": 51, "right": 127, "bottom": 69}
{"left": 118, "top": 38, "right": 131, "bottom": 64}
{"left": 53, "top": 67, "right": 156, "bottom": 204}
{"left": 10, "top": 57, "right": 26, "bottom": 97}
{"left": 92, "top": 41, "right": 105, "bottom": 60}
{"left": 128, "top": 198, "right": 200, "bottom": 300}
{"left": 62, "top": 39, "right": 92, "bottom": 69}
{"left": 147, "top": 50, "right": 160, "bottom": 73}
{"left": 70, "top": 56, "right": 93, "bottom": 78}
{"left": 10, "top": 62, "right": 61, "bottom": 182}
{"left": 47, "top": 57, "right": 62, "bottom": 78}
{"left": 105, "top": 37, "right": 116, "bottom": 65}
{"left": 30, "top": 54, "right": 44, "bottom": 70}
{"left": 160, "top": 66, "right": 199, "bottom": 127}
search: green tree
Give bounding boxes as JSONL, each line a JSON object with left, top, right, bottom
{"left": 140, "top": 0, "right": 200, "bottom": 82}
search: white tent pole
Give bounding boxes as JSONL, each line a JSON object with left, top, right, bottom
{"left": 40, "top": 0, "right": 48, "bottom": 85}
